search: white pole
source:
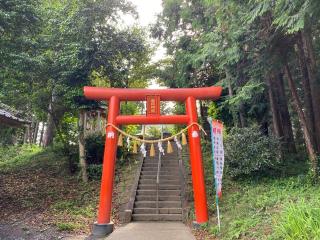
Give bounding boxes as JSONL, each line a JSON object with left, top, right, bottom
{"left": 217, "top": 203, "right": 221, "bottom": 231}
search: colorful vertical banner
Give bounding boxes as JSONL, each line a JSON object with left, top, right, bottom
{"left": 212, "top": 120, "right": 224, "bottom": 198}
{"left": 208, "top": 118, "right": 224, "bottom": 231}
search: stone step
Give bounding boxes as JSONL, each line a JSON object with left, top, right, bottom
{"left": 142, "top": 167, "right": 179, "bottom": 171}
{"left": 146, "top": 158, "right": 178, "bottom": 161}
{"left": 136, "top": 195, "right": 181, "bottom": 201}
{"left": 139, "top": 179, "right": 180, "bottom": 185}
{"left": 142, "top": 166, "right": 179, "bottom": 170}
{"left": 137, "top": 189, "right": 181, "bottom": 196}
{"left": 132, "top": 214, "right": 182, "bottom": 221}
{"left": 145, "top": 158, "right": 179, "bottom": 161}
{"left": 133, "top": 208, "right": 182, "bottom": 214}
{"left": 141, "top": 171, "right": 178, "bottom": 176}
{"left": 140, "top": 175, "right": 180, "bottom": 180}
{"left": 143, "top": 162, "right": 179, "bottom": 166}
{"left": 134, "top": 201, "right": 181, "bottom": 208}
{"left": 138, "top": 184, "right": 181, "bottom": 190}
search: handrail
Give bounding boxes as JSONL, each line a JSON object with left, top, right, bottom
{"left": 156, "top": 148, "right": 161, "bottom": 214}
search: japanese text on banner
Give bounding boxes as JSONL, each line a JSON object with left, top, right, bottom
{"left": 212, "top": 121, "right": 224, "bottom": 198}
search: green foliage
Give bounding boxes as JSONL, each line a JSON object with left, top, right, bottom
{"left": 196, "top": 174, "right": 320, "bottom": 239}
{"left": 84, "top": 133, "right": 130, "bottom": 167}
{"left": 0, "top": 127, "right": 23, "bottom": 146}
{"left": 56, "top": 222, "right": 80, "bottom": 231}
{"left": 224, "top": 126, "right": 281, "bottom": 178}
{"left": 86, "top": 164, "right": 103, "bottom": 180}
{"left": 207, "top": 102, "right": 219, "bottom": 119}
{"left": 0, "top": 0, "right": 151, "bottom": 148}
{"left": 273, "top": 199, "right": 320, "bottom": 239}
{"left": 0, "top": 144, "right": 42, "bottom": 171}
{"left": 147, "top": 126, "right": 161, "bottom": 138}
{"left": 51, "top": 141, "right": 79, "bottom": 173}
{"left": 226, "top": 82, "right": 265, "bottom": 108}
{"left": 85, "top": 133, "right": 105, "bottom": 165}
{"left": 52, "top": 198, "right": 95, "bottom": 218}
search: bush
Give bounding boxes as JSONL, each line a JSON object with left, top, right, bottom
{"left": 85, "top": 133, "right": 130, "bottom": 166}
{"left": 0, "top": 127, "right": 23, "bottom": 146}
{"left": 51, "top": 142, "right": 78, "bottom": 173}
{"left": 85, "top": 133, "right": 105, "bottom": 165}
{"left": 87, "top": 164, "right": 102, "bottom": 180}
{"left": 225, "top": 126, "right": 281, "bottom": 178}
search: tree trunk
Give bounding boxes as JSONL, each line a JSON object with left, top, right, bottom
{"left": 276, "top": 73, "right": 296, "bottom": 153}
{"left": 301, "top": 27, "right": 320, "bottom": 152}
{"left": 239, "top": 104, "right": 247, "bottom": 128}
{"left": 296, "top": 33, "right": 317, "bottom": 149}
{"left": 28, "top": 120, "right": 34, "bottom": 144}
{"left": 225, "top": 68, "right": 238, "bottom": 127}
{"left": 78, "top": 110, "right": 88, "bottom": 183}
{"left": 43, "top": 91, "right": 56, "bottom": 147}
{"left": 23, "top": 126, "right": 29, "bottom": 144}
{"left": 284, "top": 63, "right": 318, "bottom": 175}
{"left": 39, "top": 122, "right": 45, "bottom": 147}
{"left": 199, "top": 101, "right": 210, "bottom": 137}
{"left": 33, "top": 121, "right": 39, "bottom": 144}
{"left": 267, "top": 76, "right": 284, "bottom": 138}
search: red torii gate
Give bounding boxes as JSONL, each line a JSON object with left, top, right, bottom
{"left": 84, "top": 86, "right": 222, "bottom": 235}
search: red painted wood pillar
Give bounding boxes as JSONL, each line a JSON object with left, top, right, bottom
{"left": 186, "top": 96, "right": 208, "bottom": 223}
{"left": 96, "top": 96, "right": 119, "bottom": 227}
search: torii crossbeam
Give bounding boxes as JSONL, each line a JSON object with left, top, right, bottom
{"left": 84, "top": 86, "right": 222, "bottom": 236}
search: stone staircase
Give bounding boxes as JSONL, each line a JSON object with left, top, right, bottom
{"left": 132, "top": 146, "right": 183, "bottom": 221}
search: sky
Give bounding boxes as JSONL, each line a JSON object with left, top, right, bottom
{"left": 128, "top": 0, "right": 163, "bottom": 27}
{"left": 123, "top": 0, "right": 174, "bottom": 113}
{"left": 123, "top": 0, "right": 166, "bottom": 65}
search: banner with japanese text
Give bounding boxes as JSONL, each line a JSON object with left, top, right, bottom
{"left": 211, "top": 120, "right": 224, "bottom": 198}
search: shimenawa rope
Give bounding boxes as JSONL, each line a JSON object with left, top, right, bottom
{"left": 106, "top": 122, "right": 207, "bottom": 144}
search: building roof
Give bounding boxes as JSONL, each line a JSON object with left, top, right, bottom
{"left": 0, "top": 103, "right": 31, "bottom": 127}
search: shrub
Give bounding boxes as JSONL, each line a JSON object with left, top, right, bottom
{"left": 87, "top": 164, "right": 102, "bottom": 180}
{"left": 51, "top": 142, "right": 78, "bottom": 173}
{"left": 225, "top": 126, "right": 281, "bottom": 178}
{"left": 85, "top": 133, "right": 105, "bottom": 165}
{"left": 85, "top": 133, "right": 130, "bottom": 166}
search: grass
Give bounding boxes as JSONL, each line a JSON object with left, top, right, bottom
{"left": 181, "top": 145, "right": 320, "bottom": 240}
{"left": 0, "top": 144, "right": 42, "bottom": 171}
{"left": 198, "top": 176, "right": 320, "bottom": 240}
{"left": 56, "top": 222, "right": 82, "bottom": 231}
{"left": 0, "top": 144, "right": 140, "bottom": 236}
{"left": 0, "top": 144, "right": 99, "bottom": 234}
{"left": 3, "top": 144, "right": 320, "bottom": 239}
{"left": 272, "top": 199, "right": 320, "bottom": 239}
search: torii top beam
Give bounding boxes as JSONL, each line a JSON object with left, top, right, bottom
{"left": 84, "top": 86, "right": 222, "bottom": 101}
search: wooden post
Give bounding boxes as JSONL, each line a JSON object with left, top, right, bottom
{"left": 39, "top": 122, "right": 45, "bottom": 147}
{"left": 33, "top": 121, "right": 39, "bottom": 144}
{"left": 23, "top": 126, "right": 29, "bottom": 144}
{"left": 79, "top": 109, "right": 88, "bottom": 182}
{"left": 28, "top": 122, "right": 33, "bottom": 144}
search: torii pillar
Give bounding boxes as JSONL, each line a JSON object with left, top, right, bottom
{"left": 84, "top": 86, "right": 222, "bottom": 236}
